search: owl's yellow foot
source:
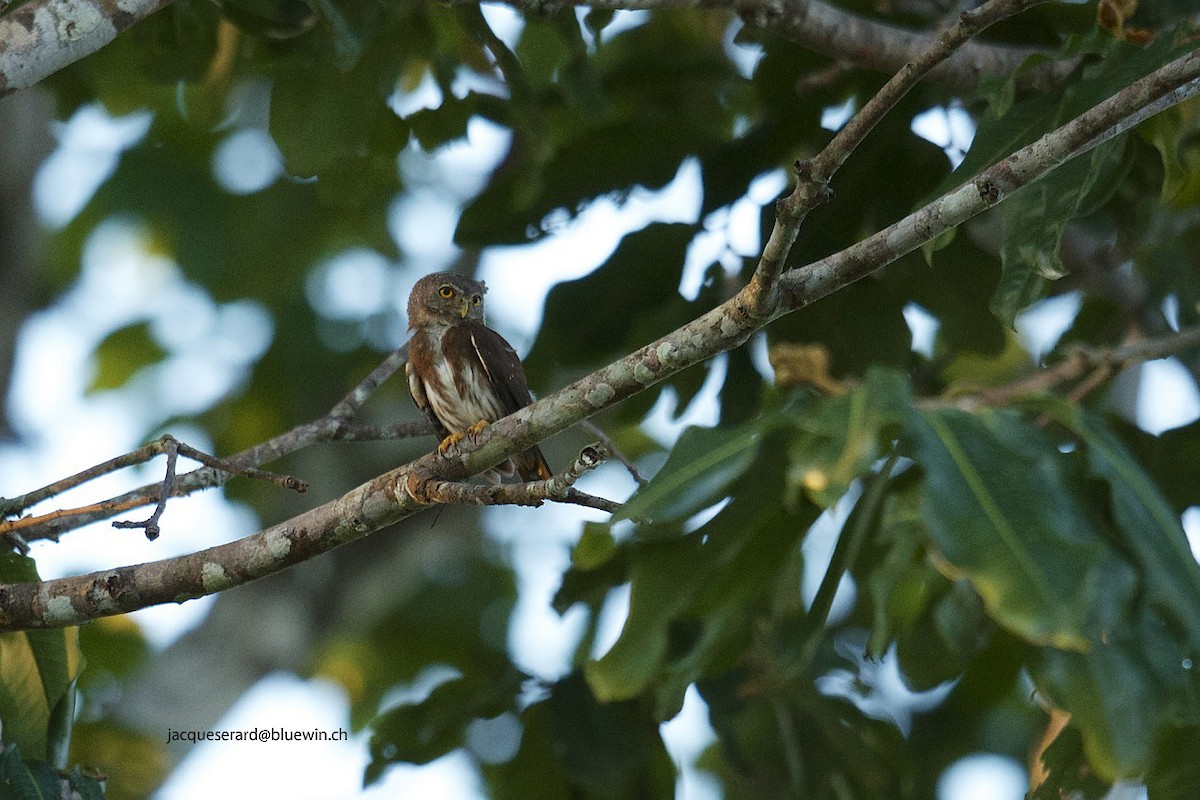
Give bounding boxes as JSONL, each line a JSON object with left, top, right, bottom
{"left": 466, "top": 419, "right": 490, "bottom": 444}
{"left": 437, "top": 431, "right": 465, "bottom": 456}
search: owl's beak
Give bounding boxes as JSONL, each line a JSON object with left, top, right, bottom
{"left": 458, "top": 299, "right": 471, "bottom": 319}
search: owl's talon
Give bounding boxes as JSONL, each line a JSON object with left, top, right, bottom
{"left": 437, "top": 431, "right": 465, "bottom": 456}
{"left": 466, "top": 420, "right": 490, "bottom": 444}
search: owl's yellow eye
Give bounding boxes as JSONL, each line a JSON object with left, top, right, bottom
{"left": 438, "top": 285, "right": 455, "bottom": 299}
{"left": 471, "top": 295, "right": 482, "bottom": 307}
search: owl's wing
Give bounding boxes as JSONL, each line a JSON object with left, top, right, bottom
{"left": 458, "top": 322, "right": 535, "bottom": 415}
{"left": 457, "top": 322, "right": 552, "bottom": 481}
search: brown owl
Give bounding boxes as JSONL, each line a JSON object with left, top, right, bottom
{"left": 405, "top": 272, "right": 552, "bottom": 483}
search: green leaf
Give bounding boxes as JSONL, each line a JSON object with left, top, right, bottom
{"left": 88, "top": 322, "right": 167, "bottom": 393}
{"left": 526, "top": 222, "right": 697, "bottom": 386}
{"left": 1111, "top": 417, "right": 1200, "bottom": 513}
{"left": 903, "top": 407, "right": 1120, "bottom": 650}
{"left": 545, "top": 672, "right": 674, "bottom": 797}
{"left": 0, "top": 745, "right": 63, "bottom": 800}
{"left": 0, "top": 555, "right": 85, "bottom": 764}
{"left": 1036, "top": 403, "right": 1200, "bottom": 650}
{"left": 571, "top": 522, "right": 617, "bottom": 571}
{"left": 1029, "top": 600, "right": 1196, "bottom": 779}
{"left": 1147, "top": 725, "right": 1200, "bottom": 800}
{"left": 588, "top": 450, "right": 808, "bottom": 707}
{"left": 783, "top": 367, "right": 910, "bottom": 508}
{"left": 1139, "top": 103, "right": 1191, "bottom": 201}
{"left": 219, "top": 0, "right": 316, "bottom": 39}
{"left": 615, "top": 422, "right": 766, "bottom": 525}
{"left": 269, "top": 52, "right": 392, "bottom": 177}
{"left": 991, "top": 137, "right": 1130, "bottom": 326}
{"left": 481, "top": 701, "right": 571, "bottom": 800}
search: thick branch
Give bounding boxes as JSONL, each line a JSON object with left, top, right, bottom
{"left": 0, "top": 0, "right": 172, "bottom": 98}
{"left": 3, "top": 0, "right": 1073, "bottom": 101}
{"left": 780, "top": 50, "right": 1200, "bottom": 311}
{"left": 734, "top": 0, "right": 1074, "bottom": 93}
{"left": 3, "top": 43, "right": 1197, "bottom": 631}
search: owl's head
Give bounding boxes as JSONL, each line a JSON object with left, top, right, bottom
{"left": 408, "top": 272, "right": 487, "bottom": 328}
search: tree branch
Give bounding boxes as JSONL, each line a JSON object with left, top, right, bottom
{"left": 3, "top": 46, "right": 1196, "bottom": 631}
{"left": 0, "top": 0, "right": 172, "bottom": 98}
{"left": 2, "top": 345, "right": 413, "bottom": 544}
{"left": 405, "top": 443, "right": 614, "bottom": 511}
{"left": 743, "top": 0, "right": 1049, "bottom": 317}
{"left": 2, "top": 0, "right": 1076, "bottom": 101}
{"left": 0, "top": 435, "right": 306, "bottom": 547}
{"left": 953, "top": 325, "right": 1200, "bottom": 409}
{"left": 734, "top": 0, "right": 1075, "bottom": 93}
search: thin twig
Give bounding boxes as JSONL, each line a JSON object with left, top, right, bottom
{"left": 405, "top": 444, "right": 613, "bottom": 511}
{"left": 952, "top": 325, "right": 1200, "bottom": 409}
{"left": 2, "top": 439, "right": 170, "bottom": 517}
{"left": 579, "top": 419, "right": 647, "bottom": 485}
{"left": 112, "top": 438, "right": 179, "bottom": 541}
{"left": 2, "top": 435, "right": 307, "bottom": 543}
{"left": 327, "top": 344, "right": 408, "bottom": 421}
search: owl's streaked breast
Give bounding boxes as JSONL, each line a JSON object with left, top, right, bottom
{"left": 409, "top": 324, "right": 504, "bottom": 433}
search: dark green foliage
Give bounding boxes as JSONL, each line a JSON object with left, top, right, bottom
{"left": 8, "top": 1, "right": 1200, "bottom": 799}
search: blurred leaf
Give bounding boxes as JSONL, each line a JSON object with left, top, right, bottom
{"left": 1037, "top": 401, "right": 1200, "bottom": 650}
{"left": 765, "top": 276, "right": 913, "bottom": 377}
{"left": 572, "top": 522, "right": 617, "bottom": 571}
{"left": 1139, "top": 102, "right": 1192, "bottom": 201}
{"left": 1029, "top": 600, "right": 1197, "bottom": 778}
{"left": 366, "top": 668, "right": 524, "bottom": 780}
{"left": 1110, "top": 417, "right": 1200, "bottom": 513}
{"left": 481, "top": 701, "right": 571, "bottom": 800}
{"left": 219, "top": 0, "right": 316, "bottom": 39}
{"left": 525, "top": 222, "right": 697, "bottom": 386}
{"left": 1147, "top": 724, "right": 1200, "bottom": 800}
{"left": 896, "top": 579, "right": 993, "bottom": 691}
{"left": 270, "top": 54, "right": 388, "bottom": 177}
{"left": 783, "top": 367, "right": 909, "bottom": 508}
{"left": 616, "top": 417, "right": 775, "bottom": 525}
{"left": 588, "top": 442, "right": 808, "bottom": 710}
{"left": 0, "top": 554, "right": 84, "bottom": 764}
{"left": 903, "top": 407, "right": 1121, "bottom": 650}
{"left": 697, "top": 677, "right": 912, "bottom": 799}
{"left": 88, "top": 323, "right": 167, "bottom": 394}
{"left": 0, "top": 745, "right": 65, "bottom": 800}
{"left": 545, "top": 672, "right": 674, "bottom": 797}
{"left": 1031, "top": 723, "right": 1111, "bottom": 800}
{"left": 992, "top": 136, "right": 1130, "bottom": 327}
{"left": 132, "top": 0, "right": 221, "bottom": 85}
{"left": 312, "top": 534, "right": 517, "bottom": 732}
{"left": 77, "top": 616, "right": 151, "bottom": 690}
{"left": 69, "top": 721, "right": 168, "bottom": 800}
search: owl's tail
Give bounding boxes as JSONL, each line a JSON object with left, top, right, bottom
{"left": 515, "top": 446, "right": 553, "bottom": 483}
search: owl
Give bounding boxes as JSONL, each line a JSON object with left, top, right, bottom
{"left": 405, "top": 272, "right": 552, "bottom": 483}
